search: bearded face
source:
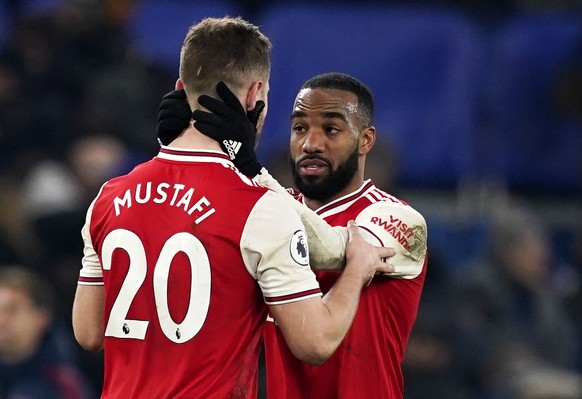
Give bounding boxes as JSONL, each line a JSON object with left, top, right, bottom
{"left": 290, "top": 143, "right": 359, "bottom": 201}
{"left": 288, "top": 87, "right": 369, "bottom": 203}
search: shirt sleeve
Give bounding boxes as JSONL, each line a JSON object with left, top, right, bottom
{"left": 255, "top": 167, "right": 346, "bottom": 271}
{"left": 78, "top": 197, "right": 104, "bottom": 285}
{"left": 240, "top": 190, "right": 322, "bottom": 305}
{"left": 355, "top": 200, "right": 427, "bottom": 279}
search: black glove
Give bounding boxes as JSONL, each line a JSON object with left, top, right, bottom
{"left": 157, "top": 89, "right": 192, "bottom": 146}
{"left": 193, "top": 81, "right": 265, "bottom": 177}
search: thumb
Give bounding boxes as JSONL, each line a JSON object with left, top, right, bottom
{"left": 247, "top": 100, "right": 265, "bottom": 129}
{"left": 346, "top": 220, "right": 361, "bottom": 239}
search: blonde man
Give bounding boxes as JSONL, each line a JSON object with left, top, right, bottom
{"left": 72, "top": 17, "right": 394, "bottom": 398}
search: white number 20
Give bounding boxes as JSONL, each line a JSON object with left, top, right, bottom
{"left": 101, "top": 229, "right": 211, "bottom": 344}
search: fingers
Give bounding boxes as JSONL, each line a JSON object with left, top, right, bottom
{"left": 216, "top": 81, "right": 246, "bottom": 113}
{"left": 246, "top": 100, "right": 265, "bottom": 127}
{"left": 346, "top": 220, "right": 361, "bottom": 239}
{"left": 197, "top": 95, "right": 236, "bottom": 118}
{"left": 192, "top": 109, "right": 225, "bottom": 128}
{"left": 199, "top": 83, "right": 262, "bottom": 129}
{"left": 347, "top": 220, "right": 397, "bottom": 275}
{"left": 378, "top": 246, "right": 397, "bottom": 259}
{"left": 159, "top": 89, "right": 191, "bottom": 120}
{"left": 157, "top": 90, "right": 191, "bottom": 146}
{"left": 192, "top": 108, "right": 228, "bottom": 142}
{"left": 159, "top": 102, "right": 191, "bottom": 121}
{"left": 159, "top": 117, "right": 191, "bottom": 133}
{"left": 162, "top": 89, "right": 187, "bottom": 101}
{"left": 375, "top": 256, "right": 395, "bottom": 274}
{"left": 373, "top": 242, "right": 396, "bottom": 275}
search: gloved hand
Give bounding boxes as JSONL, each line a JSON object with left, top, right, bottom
{"left": 193, "top": 81, "right": 265, "bottom": 177}
{"left": 157, "top": 89, "right": 192, "bottom": 146}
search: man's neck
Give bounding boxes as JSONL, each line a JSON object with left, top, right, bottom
{"left": 168, "top": 126, "right": 223, "bottom": 152}
{"left": 303, "top": 179, "right": 365, "bottom": 211}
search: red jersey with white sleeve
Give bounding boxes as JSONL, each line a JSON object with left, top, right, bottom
{"left": 77, "top": 147, "right": 321, "bottom": 399}
{"left": 264, "top": 180, "right": 428, "bottom": 399}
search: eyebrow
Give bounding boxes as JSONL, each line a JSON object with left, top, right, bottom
{"left": 291, "top": 110, "right": 349, "bottom": 123}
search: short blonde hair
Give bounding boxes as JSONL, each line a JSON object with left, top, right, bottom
{"left": 179, "top": 17, "right": 271, "bottom": 96}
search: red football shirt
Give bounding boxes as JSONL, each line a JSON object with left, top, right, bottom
{"left": 264, "top": 180, "right": 428, "bottom": 399}
{"left": 78, "top": 148, "right": 321, "bottom": 398}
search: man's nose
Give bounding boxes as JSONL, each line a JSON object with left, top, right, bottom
{"left": 302, "top": 130, "right": 325, "bottom": 153}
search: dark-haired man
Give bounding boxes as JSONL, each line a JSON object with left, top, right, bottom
{"left": 72, "top": 18, "right": 395, "bottom": 399}
{"left": 157, "top": 72, "right": 428, "bottom": 398}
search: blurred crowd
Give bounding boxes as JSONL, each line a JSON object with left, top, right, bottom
{"left": 0, "top": 1, "right": 175, "bottom": 396}
{"left": 0, "top": 0, "right": 581, "bottom": 398}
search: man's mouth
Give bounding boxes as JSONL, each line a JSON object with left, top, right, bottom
{"left": 297, "top": 158, "right": 330, "bottom": 176}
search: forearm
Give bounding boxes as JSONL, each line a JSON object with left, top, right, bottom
{"left": 72, "top": 285, "right": 105, "bottom": 352}
{"left": 271, "top": 270, "right": 365, "bottom": 365}
{"left": 270, "top": 220, "right": 393, "bottom": 365}
{"left": 318, "top": 268, "right": 366, "bottom": 347}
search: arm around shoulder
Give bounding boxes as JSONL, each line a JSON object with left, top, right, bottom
{"left": 255, "top": 167, "right": 348, "bottom": 271}
{"left": 266, "top": 221, "right": 395, "bottom": 365}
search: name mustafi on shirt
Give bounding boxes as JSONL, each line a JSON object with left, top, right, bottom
{"left": 113, "top": 182, "right": 215, "bottom": 224}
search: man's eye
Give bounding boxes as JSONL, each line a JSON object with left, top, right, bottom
{"left": 292, "top": 124, "right": 306, "bottom": 134}
{"left": 326, "top": 127, "right": 340, "bottom": 135}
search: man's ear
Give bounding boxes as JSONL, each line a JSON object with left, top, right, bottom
{"left": 245, "top": 80, "right": 264, "bottom": 111}
{"left": 359, "top": 126, "right": 376, "bottom": 155}
{"left": 175, "top": 79, "right": 184, "bottom": 90}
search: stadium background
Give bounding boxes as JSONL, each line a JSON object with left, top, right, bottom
{"left": 0, "top": 0, "right": 581, "bottom": 397}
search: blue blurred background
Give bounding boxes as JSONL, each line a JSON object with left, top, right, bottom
{"left": 0, "top": 0, "right": 581, "bottom": 398}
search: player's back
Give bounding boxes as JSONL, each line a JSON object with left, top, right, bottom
{"left": 88, "top": 149, "right": 271, "bottom": 398}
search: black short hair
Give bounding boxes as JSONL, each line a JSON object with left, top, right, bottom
{"left": 301, "top": 72, "right": 374, "bottom": 127}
